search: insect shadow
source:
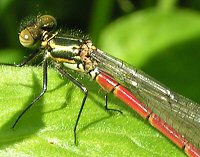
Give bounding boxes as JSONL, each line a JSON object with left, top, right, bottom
{"left": 0, "top": 72, "right": 44, "bottom": 147}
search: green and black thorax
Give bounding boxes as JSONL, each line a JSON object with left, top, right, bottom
{"left": 19, "top": 15, "right": 99, "bottom": 78}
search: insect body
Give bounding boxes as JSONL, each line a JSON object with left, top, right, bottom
{"left": 3, "top": 15, "right": 200, "bottom": 156}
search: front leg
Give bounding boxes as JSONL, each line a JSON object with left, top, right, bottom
{"left": 12, "top": 59, "right": 48, "bottom": 128}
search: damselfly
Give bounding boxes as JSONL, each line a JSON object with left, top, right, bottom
{"left": 1, "top": 15, "right": 200, "bottom": 157}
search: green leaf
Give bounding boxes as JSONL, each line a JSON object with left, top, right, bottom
{"left": 0, "top": 66, "right": 186, "bottom": 157}
{"left": 99, "top": 8, "right": 200, "bottom": 67}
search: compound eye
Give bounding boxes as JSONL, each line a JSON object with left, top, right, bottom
{"left": 19, "top": 27, "right": 42, "bottom": 48}
{"left": 37, "top": 15, "right": 57, "bottom": 30}
{"left": 19, "top": 29, "right": 35, "bottom": 48}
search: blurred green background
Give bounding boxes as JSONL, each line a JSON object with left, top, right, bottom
{"left": 1, "top": 0, "right": 200, "bottom": 102}
{"left": 1, "top": 0, "right": 200, "bottom": 156}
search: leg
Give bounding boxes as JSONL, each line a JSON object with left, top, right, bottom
{"left": 105, "top": 93, "right": 123, "bottom": 114}
{"left": 56, "top": 66, "right": 88, "bottom": 145}
{"left": 12, "top": 59, "right": 48, "bottom": 128}
{"left": 1, "top": 51, "right": 40, "bottom": 67}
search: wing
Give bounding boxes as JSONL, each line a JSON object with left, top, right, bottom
{"left": 91, "top": 48, "right": 200, "bottom": 149}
